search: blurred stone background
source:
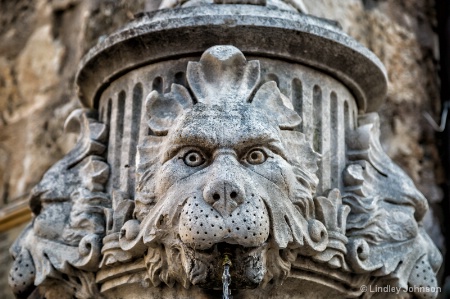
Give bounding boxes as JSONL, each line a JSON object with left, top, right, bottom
{"left": 0, "top": 0, "right": 445, "bottom": 298}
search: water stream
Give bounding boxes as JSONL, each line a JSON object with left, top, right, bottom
{"left": 222, "top": 254, "right": 232, "bottom": 299}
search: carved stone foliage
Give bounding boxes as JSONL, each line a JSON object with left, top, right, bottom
{"left": 9, "top": 110, "right": 110, "bottom": 299}
{"left": 343, "top": 113, "right": 442, "bottom": 299}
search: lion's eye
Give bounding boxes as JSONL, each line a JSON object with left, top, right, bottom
{"left": 183, "top": 151, "right": 205, "bottom": 167}
{"left": 245, "top": 149, "right": 267, "bottom": 165}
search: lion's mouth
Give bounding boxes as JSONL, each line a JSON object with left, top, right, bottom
{"left": 181, "top": 241, "right": 268, "bottom": 289}
{"left": 179, "top": 195, "right": 271, "bottom": 250}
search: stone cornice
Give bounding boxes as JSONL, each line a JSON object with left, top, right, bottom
{"left": 76, "top": 5, "right": 387, "bottom": 112}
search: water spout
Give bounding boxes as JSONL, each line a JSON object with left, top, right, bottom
{"left": 222, "top": 254, "right": 232, "bottom": 299}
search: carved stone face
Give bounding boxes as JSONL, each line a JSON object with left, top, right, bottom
{"left": 120, "top": 46, "right": 327, "bottom": 289}
{"left": 163, "top": 103, "right": 282, "bottom": 248}
{"left": 154, "top": 102, "right": 297, "bottom": 287}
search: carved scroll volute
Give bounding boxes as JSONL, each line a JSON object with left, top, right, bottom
{"left": 9, "top": 109, "right": 110, "bottom": 299}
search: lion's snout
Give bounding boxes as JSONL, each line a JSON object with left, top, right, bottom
{"left": 202, "top": 157, "right": 246, "bottom": 217}
{"left": 178, "top": 155, "right": 270, "bottom": 250}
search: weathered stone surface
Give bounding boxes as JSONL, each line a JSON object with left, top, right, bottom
{"left": 11, "top": 40, "right": 441, "bottom": 298}
{"left": 149, "top": 0, "right": 445, "bottom": 250}
{"left": 0, "top": 224, "right": 28, "bottom": 299}
{"left": 0, "top": 0, "right": 445, "bottom": 298}
{"left": 0, "top": 0, "right": 148, "bottom": 207}
{"left": 0, "top": 1, "right": 149, "bottom": 297}
{"left": 301, "top": 0, "right": 444, "bottom": 247}
{"left": 118, "top": 46, "right": 328, "bottom": 291}
{"left": 76, "top": 4, "right": 386, "bottom": 112}
{"left": 9, "top": 109, "right": 110, "bottom": 298}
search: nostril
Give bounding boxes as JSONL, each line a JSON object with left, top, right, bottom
{"left": 230, "top": 191, "right": 237, "bottom": 199}
{"left": 213, "top": 193, "right": 220, "bottom": 201}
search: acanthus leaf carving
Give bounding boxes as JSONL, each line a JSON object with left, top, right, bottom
{"left": 312, "top": 189, "right": 351, "bottom": 270}
{"left": 100, "top": 190, "right": 136, "bottom": 268}
{"left": 343, "top": 112, "right": 442, "bottom": 298}
{"left": 9, "top": 109, "right": 110, "bottom": 299}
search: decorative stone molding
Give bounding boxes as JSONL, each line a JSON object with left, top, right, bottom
{"left": 10, "top": 2, "right": 441, "bottom": 299}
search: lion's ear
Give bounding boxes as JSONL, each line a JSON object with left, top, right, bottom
{"left": 146, "top": 84, "right": 193, "bottom": 136}
{"left": 252, "top": 81, "right": 302, "bottom": 130}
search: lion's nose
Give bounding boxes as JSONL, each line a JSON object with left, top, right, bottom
{"left": 203, "top": 178, "right": 245, "bottom": 217}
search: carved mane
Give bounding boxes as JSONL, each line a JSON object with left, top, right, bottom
{"left": 120, "top": 46, "right": 326, "bottom": 288}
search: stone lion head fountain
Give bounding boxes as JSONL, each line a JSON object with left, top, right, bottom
{"left": 119, "top": 45, "right": 328, "bottom": 290}
{"left": 8, "top": 1, "right": 442, "bottom": 299}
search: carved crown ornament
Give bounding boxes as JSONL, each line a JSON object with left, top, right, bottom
{"left": 9, "top": 2, "right": 441, "bottom": 299}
